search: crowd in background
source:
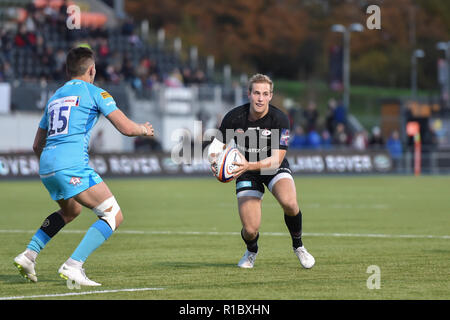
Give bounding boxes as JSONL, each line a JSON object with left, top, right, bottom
{"left": 287, "top": 97, "right": 405, "bottom": 162}
{"left": 0, "top": 1, "right": 208, "bottom": 91}
{"left": 0, "top": 0, "right": 427, "bottom": 161}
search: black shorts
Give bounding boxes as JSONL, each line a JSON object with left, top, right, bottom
{"left": 235, "top": 163, "right": 293, "bottom": 199}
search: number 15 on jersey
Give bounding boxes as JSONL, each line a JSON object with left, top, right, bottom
{"left": 48, "top": 96, "right": 79, "bottom": 136}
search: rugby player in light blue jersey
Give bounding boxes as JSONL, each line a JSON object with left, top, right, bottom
{"left": 14, "top": 47, "right": 154, "bottom": 286}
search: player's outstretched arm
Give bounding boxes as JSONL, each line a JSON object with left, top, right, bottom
{"left": 33, "top": 127, "right": 48, "bottom": 158}
{"left": 106, "top": 109, "right": 154, "bottom": 137}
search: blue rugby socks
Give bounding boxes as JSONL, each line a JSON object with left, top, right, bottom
{"left": 26, "top": 212, "right": 66, "bottom": 261}
{"left": 68, "top": 219, "right": 113, "bottom": 265}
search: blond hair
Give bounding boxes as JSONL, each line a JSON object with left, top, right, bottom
{"left": 248, "top": 73, "right": 273, "bottom": 93}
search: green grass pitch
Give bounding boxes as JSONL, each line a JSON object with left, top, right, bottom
{"left": 0, "top": 176, "right": 449, "bottom": 300}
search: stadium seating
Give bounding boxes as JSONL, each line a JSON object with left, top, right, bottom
{"left": 0, "top": 0, "right": 206, "bottom": 88}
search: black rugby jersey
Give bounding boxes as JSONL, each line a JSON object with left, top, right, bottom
{"left": 217, "top": 103, "right": 290, "bottom": 167}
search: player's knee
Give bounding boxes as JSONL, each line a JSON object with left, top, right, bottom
{"left": 242, "top": 227, "right": 259, "bottom": 240}
{"left": 92, "top": 196, "right": 121, "bottom": 231}
{"left": 115, "top": 210, "right": 124, "bottom": 229}
{"left": 59, "top": 206, "right": 82, "bottom": 223}
{"left": 282, "top": 199, "right": 299, "bottom": 216}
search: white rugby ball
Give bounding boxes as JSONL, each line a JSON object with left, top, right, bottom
{"left": 215, "top": 147, "right": 243, "bottom": 183}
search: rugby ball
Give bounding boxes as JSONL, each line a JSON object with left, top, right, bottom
{"left": 215, "top": 147, "right": 243, "bottom": 183}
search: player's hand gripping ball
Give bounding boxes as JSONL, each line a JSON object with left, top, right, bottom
{"left": 214, "top": 147, "right": 243, "bottom": 183}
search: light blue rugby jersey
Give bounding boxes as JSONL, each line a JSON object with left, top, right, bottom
{"left": 38, "top": 79, "right": 118, "bottom": 174}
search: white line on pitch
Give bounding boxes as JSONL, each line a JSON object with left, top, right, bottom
{"left": 0, "top": 229, "right": 448, "bottom": 239}
{"left": 218, "top": 202, "right": 390, "bottom": 209}
{"left": 0, "top": 287, "right": 164, "bottom": 300}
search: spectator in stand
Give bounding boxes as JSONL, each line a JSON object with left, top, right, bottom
{"left": 122, "top": 18, "right": 135, "bottom": 37}
{"left": 1, "top": 1, "right": 206, "bottom": 92}
{"left": 352, "top": 130, "right": 368, "bottom": 150}
{"left": 148, "top": 58, "right": 159, "bottom": 79}
{"left": 24, "top": 5, "right": 37, "bottom": 34}
{"left": 182, "top": 67, "right": 194, "bottom": 86}
{"left": 121, "top": 18, "right": 141, "bottom": 47}
{"left": 320, "top": 130, "right": 332, "bottom": 149}
{"left": 131, "top": 76, "right": 143, "bottom": 93}
{"left": 193, "top": 69, "right": 206, "bottom": 85}
{"left": 105, "top": 64, "right": 121, "bottom": 84}
{"left": 14, "top": 24, "right": 36, "bottom": 50}
{"left": 369, "top": 126, "right": 384, "bottom": 149}
{"left": 35, "top": 33, "right": 45, "bottom": 56}
{"left": 325, "top": 98, "right": 337, "bottom": 136}
{"left": 1, "top": 27, "right": 14, "bottom": 56}
{"left": 41, "top": 46, "right": 55, "bottom": 78}
{"left": 110, "top": 51, "right": 123, "bottom": 70}
{"left": 303, "top": 101, "right": 319, "bottom": 133}
{"left": 290, "top": 125, "right": 307, "bottom": 149}
{"left": 145, "top": 74, "right": 160, "bottom": 91}
{"left": 133, "top": 57, "right": 150, "bottom": 91}
{"left": 423, "top": 125, "right": 438, "bottom": 148}
{"left": 0, "top": 61, "right": 14, "bottom": 81}
{"left": 333, "top": 100, "right": 347, "bottom": 126}
{"left": 306, "top": 129, "right": 321, "bottom": 149}
{"left": 333, "top": 123, "right": 349, "bottom": 148}
{"left": 97, "top": 38, "right": 110, "bottom": 59}
{"left": 386, "top": 130, "right": 403, "bottom": 172}
{"left": 31, "top": 4, "right": 46, "bottom": 30}
{"left": 42, "top": 3, "right": 59, "bottom": 26}
{"left": 54, "top": 47, "right": 67, "bottom": 63}
{"left": 164, "top": 68, "right": 183, "bottom": 87}
{"left": 121, "top": 57, "right": 135, "bottom": 83}
{"left": 128, "top": 32, "right": 142, "bottom": 47}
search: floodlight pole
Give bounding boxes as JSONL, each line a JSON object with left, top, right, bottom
{"left": 331, "top": 23, "right": 364, "bottom": 112}
{"left": 342, "top": 29, "right": 350, "bottom": 111}
{"left": 436, "top": 41, "right": 450, "bottom": 108}
{"left": 411, "top": 49, "right": 425, "bottom": 100}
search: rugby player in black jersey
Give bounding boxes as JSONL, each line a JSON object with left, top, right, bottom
{"left": 208, "top": 74, "right": 315, "bottom": 269}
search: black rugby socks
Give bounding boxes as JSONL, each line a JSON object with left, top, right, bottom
{"left": 284, "top": 211, "right": 303, "bottom": 249}
{"left": 26, "top": 211, "right": 66, "bottom": 259}
{"left": 241, "top": 229, "right": 259, "bottom": 253}
{"left": 40, "top": 211, "right": 66, "bottom": 237}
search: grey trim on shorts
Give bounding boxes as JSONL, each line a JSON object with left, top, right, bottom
{"left": 268, "top": 172, "right": 294, "bottom": 192}
{"left": 236, "top": 190, "right": 264, "bottom": 199}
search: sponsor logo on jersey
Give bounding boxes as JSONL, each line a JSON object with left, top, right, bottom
{"left": 69, "top": 177, "right": 82, "bottom": 186}
{"left": 280, "top": 129, "right": 290, "bottom": 146}
{"left": 235, "top": 128, "right": 245, "bottom": 134}
{"left": 236, "top": 144, "right": 269, "bottom": 153}
{"left": 63, "top": 97, "right": 80, "bottom": 106}
{"left": 101, "top": 91, "right": 112, "bottom": 99}
{"left": 261, "top": 129, "right": 271, "bottom": 136}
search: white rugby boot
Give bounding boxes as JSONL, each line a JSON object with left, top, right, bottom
{"left": 294, "top": 246, "right": 315, "bottom": 269}
{"left": 13, "top": 251, "right": 37, "bottom": 282}
{"left": 237, "top": 249, "right": 258, "bottom": 268}
{"left": 58, "top": 263, "right": 101, "bottom": 286}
